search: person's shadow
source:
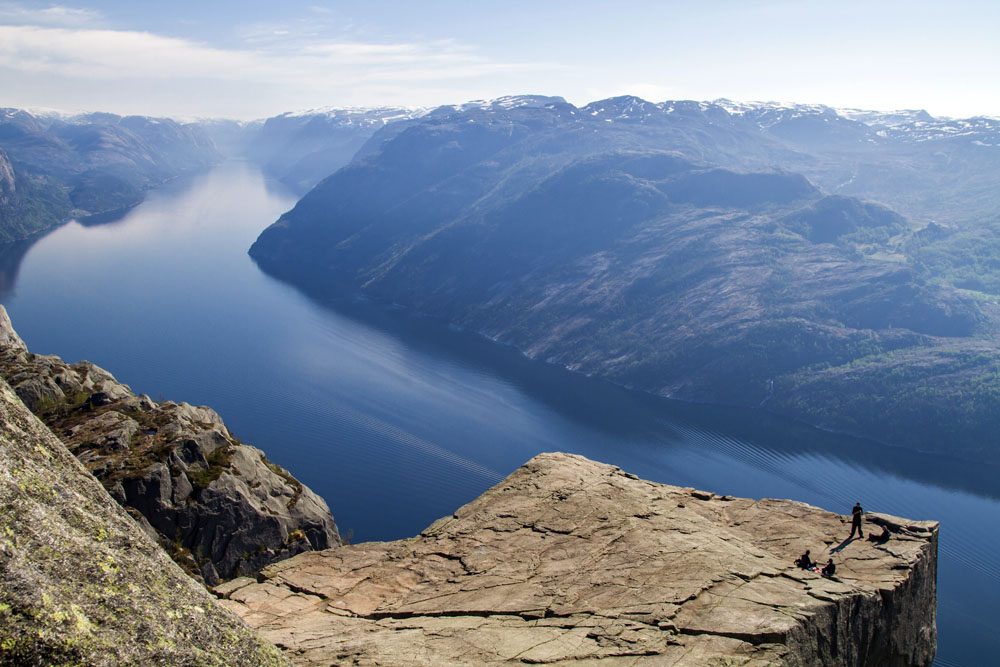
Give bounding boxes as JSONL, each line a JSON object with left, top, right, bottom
{"left": 830, "top": 537, "right": 855, "bottom": 553}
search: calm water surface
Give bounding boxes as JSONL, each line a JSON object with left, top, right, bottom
{"left": 3, "top": 162, "right": 996, "bottom": 666}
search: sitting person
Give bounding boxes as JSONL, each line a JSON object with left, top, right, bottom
{"left": 795, "top": 550, "right": 815, "bottom": 570}
{"left": 867, "top": 525, "right": 891, "bottom": 543}
{"left": 821, "top": 559, "right": 836, "bottom": 577}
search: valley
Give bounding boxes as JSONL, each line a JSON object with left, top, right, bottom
{"left": 0, "top": 160, "right": 995, "bottom": 664}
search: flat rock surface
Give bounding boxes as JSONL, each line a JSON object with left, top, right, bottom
{"left": 219, "top": 452, "right": 938, "bottom": 666}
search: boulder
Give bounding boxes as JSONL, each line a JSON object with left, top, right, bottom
{"left": 69, "top": 410, "right": 140, "bottom": 450}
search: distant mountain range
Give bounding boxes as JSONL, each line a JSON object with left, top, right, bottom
{"left": 0, "top": 109, "right": 219, "bottom": 242}
{"left": 4, "top": 94, "right": 999, "bottom": 459}
{"left": 250, "top": 94, "right": 1000, "bottom": 462}
{"left": 197, "top": 107, "right": 429, "bottom": 194}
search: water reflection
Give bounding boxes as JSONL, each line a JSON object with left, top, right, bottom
{"left": 255, "top": 260, "right": 1000, "bottom": 503}
{"left": 0, "top": 233, "right": 47, "bottom": 300}
{"left": 76, "top": 204, "right": 136, "bottom": 227}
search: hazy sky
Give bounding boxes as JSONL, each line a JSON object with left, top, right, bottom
{"left": 2, "top": 0, "right": 997, "bottom": 119}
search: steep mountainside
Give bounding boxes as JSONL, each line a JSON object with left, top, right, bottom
{"left": 219, "top": 452, "right": 938, "bottom": 666}
{"left": 0, "top": 108, "right": 219, "bottom": 241}
{"left": 0, "top": 375, "right": 288, "bottom": 666}
{"left": 251, "top": 98, "right": 1000, "bottom": 461}
{"left": 0, "top": 306, "right": 340, "bottom": 583}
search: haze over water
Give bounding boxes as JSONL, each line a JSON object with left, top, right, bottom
{"left": 2, "top": 162, "right": 996, "bottom": 666}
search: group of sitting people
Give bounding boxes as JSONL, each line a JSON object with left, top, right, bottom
{"left": 795, "top": 550, "right": 837, "bottom": 577}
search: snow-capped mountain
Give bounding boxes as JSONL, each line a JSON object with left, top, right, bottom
{"left": 429, "top": 95, "right": 568, "bottom": 116}
{"left": 196, "top": 93, "right": 1000, "bottom": 201}
{"left": 276, "top": 105, "right": 429, "bottom": 126}
{"left": 713, "top": 99, "right": 1000, "bottom": 146}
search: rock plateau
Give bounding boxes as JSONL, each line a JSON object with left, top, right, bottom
{"left": 219, "top": 452, "right": 938, "bottom": 666}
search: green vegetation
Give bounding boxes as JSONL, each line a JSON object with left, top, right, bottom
{"left": 259, "top": 453, "right": 303, "bottom": 509}
{"left": 0, "top": 171, "right": 73, "bottom": 243}
{"left": 188, "top": 446, "right": 234, "bottom": 492}
{"left": 772, "top": 347, "right": 1000, "bottom": 459}
{"left": 907, "top": 228, "right": 1000, "bottom": 296}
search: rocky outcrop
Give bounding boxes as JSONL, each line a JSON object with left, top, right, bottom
{"left": 0, "top": 150, "right": 14, "bottom": 198}
{"left": 0, "top": 377, "right": 289, "bottom": 665}
{"left": 0, "top": 306, "right": 339, "bottom": 582}
{"left": 218, "top": 452, "right": 937, "bottom": 666}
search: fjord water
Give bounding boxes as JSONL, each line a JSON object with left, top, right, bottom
{"left": 2, "top": 162, "right": 995, "bottom": 666}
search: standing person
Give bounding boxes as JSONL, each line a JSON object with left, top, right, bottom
{"left": 848, "top": 502, "right": 864, "bottom": 539}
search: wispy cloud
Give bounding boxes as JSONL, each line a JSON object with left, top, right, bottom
{"left": 0, "top": 18, "right": 561, "bottom": 116}
{"left": 0, "top": 2, "right": 101, "bottom": 28}
{"left": 0, "top": 25, "right": 262, "bottom": 79}
{"left": 0, "top": 23, "right": 550, "bottom": 82}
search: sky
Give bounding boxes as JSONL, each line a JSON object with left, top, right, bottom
{"left": 1, "top": 0, "right": 998, "bottom": 120}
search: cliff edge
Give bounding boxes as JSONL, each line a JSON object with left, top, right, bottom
{"left": 0, "top": 306, "right": 340, "bottom": 582}
{"left": 218, "top": 452, "right": 937, "bottom": 666}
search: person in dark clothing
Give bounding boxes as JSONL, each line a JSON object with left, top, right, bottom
{"left": 822, "top": 559, "right": 836, "bottom": 577}
{"left": 795, "top": 550, "right": 815, "bottom": 569}
{"left": 868, "top": 525, "right": 890, "bottom": 543}
{"left": 848, "top": 502, "right": 864, "bottom": 539}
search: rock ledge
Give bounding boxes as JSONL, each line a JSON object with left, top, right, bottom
{"left": 218, "top": 452, "right": 937, "bottom": 666}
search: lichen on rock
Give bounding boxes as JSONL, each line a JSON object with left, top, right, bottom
{"left": 0, "top": 378, "right": 289, "bottom": 666}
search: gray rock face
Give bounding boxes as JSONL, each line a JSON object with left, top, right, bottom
{"left": 0, "top": 149, "right": 14, "bottom": 197}
{"left": 218, "top": 452, "right": 938, "bottom": 666}
{"left": 0, "top": 304, "right": 24, "bottom": 351}
{"left": 0, "top": 305, "right": 340, "bottom": 581}
{"left": 0, "top": 378, "right": 289, "bottom": 665}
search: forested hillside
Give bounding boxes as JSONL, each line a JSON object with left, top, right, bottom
{"left": 251, "top": 96, "right": 1000, "bottom": 460}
